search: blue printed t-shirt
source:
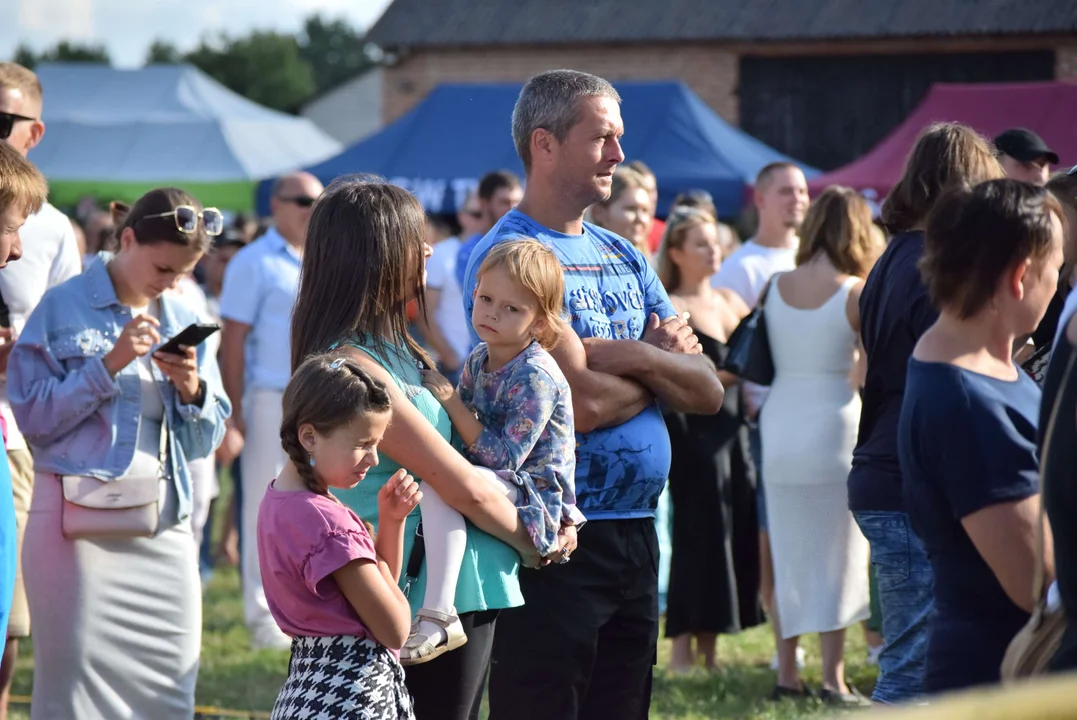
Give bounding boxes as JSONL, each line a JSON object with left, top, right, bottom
{"left": 462, "top": 209, "right": 676, "bottom": 520}
{"left": 455, "top": 233, "right": 484, "bottom": 292}
{"left": 850, "top": 231, "right": 939, "bottom": 512}
{"left": 899, "top": 358, "right": 1039, "bottom": 693}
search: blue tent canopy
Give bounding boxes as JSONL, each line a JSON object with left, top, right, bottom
{"left": 259, "top": 81, "right": 816, "bottom": 218}
{"left": 32, "top": 63, "right": 341, "bottom": 183}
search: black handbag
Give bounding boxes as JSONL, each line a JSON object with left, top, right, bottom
{"left": 720, "top": 276, "right": 776, "bottom": 386}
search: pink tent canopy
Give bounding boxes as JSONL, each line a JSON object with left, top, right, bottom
{"left": 809, "top": 81, "right": 1077, "bottom": 198}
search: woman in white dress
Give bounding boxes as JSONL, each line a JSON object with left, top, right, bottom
{"left": 759, "top": 187, "right": 884, "bottom": 704}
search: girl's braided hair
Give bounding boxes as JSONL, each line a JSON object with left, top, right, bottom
{"left": 280, "top": 352, "right": 392, "bottom": 496}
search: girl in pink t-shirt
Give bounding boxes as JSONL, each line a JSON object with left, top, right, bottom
{"left": 257, "top": 353, "right": 422, "bottom": 719}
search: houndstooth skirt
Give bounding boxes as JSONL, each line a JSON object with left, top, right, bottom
{"left": 272, "top": 635, "right": 415, "bottom": 719}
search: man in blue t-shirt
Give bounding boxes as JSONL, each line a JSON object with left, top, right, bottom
{"left": 466, "top": 69, "right": 725, "bottom": 720}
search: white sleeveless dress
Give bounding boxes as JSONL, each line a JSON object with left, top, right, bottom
{"left": 759, "top": 276, "right": 870, "bottom": 638}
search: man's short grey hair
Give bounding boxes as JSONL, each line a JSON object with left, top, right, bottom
{"left": 512, "top": 70, "right": 621, "bottom": 172}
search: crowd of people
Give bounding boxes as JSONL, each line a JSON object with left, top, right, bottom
{"left": 0, "top": 58, "right": 1076, "bottom": 720}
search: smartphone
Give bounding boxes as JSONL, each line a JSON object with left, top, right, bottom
{"left": 157, "top": 323, "right": 221, "bottom": 356}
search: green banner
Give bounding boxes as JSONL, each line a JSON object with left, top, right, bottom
{"left": 47, "top": 179, "right": 257, "bottom": 212}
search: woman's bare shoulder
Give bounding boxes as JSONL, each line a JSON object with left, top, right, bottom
{"left": 715, "top": 287, "right": 750, "bottom": 318}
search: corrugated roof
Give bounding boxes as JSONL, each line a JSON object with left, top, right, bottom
{"left": 368, "top": 0, "right": 1077, "bottom": 47}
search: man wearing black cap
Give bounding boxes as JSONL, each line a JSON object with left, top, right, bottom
{"left": 994, "top": 128, "right": 1058, "bottom": 185}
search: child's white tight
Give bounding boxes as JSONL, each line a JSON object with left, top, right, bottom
{"left": 418, "top": 467, "right": 517, "bottom": 640}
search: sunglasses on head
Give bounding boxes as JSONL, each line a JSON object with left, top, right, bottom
{"left": 139, "top": 205, "right": 224, "bottom": 236}
{"left": 667, "top": 206, "right": 712, "bottom": 224}
{"left": 278, "top": 195, "right": 316, "bottom": 208}
{"left": 0, "top": 111, "right": 37, "bottom": 141}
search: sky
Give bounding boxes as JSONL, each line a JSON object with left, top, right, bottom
{"left": 2, "top": 0, "right": 395, "bottom": 68}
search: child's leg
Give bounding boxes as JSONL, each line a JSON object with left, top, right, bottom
{"left": 419, "top": 482, "right": 467, "bottom": 622}
{"left": 476, "top": 466, "right": 518, "bottom": 504}
{"left": 412, "top": 469, "right": 519, "bottom": 650}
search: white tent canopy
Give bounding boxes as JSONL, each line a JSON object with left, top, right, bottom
{"left": 30, "top": 63, "right": 342, "bottom": 183}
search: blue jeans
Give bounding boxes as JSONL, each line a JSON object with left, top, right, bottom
{"left": 853, "top": 511, "right": 934, "bottom": 705}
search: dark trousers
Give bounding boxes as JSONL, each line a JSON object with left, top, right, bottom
{"left": 406, "top": 609, "right": 498, "bottom": 720}
{"left": 488, "top": 518, "right": 659, "bottom": 720}
{"left": 231, "top": 456, "right": 244, "bottom": 576}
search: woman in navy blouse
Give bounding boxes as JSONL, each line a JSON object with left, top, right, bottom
{"left": 898, "top": 179, "right": 1063, "bottom": 693}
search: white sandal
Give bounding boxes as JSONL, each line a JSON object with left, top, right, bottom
{"left": 400, "top": 608, "right": 468, "bottom": 666}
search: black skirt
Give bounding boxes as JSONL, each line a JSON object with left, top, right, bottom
{"left": 664, "top": 333, "right": 763, "bottom": 637}
{"left": 272, "top": 635, "right": 415, "bottom": 719}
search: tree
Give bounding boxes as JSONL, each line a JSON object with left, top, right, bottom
{"left": 42, "top": 41, "right": 110, "bottom": 64}
{"left": 12, "top": 45, "right": 38, "bottom": 70}
{"left": 146, "top": 40, "right": 183, "bottom": 65}
{"left": 9, "top": 41, "right": 109, "bottom": 68}
{"left": 185, "top": 32, "right": 316, "bottom": 113}
{"left": 298, "top": 14, "right": 376, "bottom": 95}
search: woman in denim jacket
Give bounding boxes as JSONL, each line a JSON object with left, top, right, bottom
{"left": 7, "top": 188, "right": 230, "bottom": 720}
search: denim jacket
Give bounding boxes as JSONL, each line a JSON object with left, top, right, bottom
{"left": 7, "top": 255, "right": 231, "bottom": 523}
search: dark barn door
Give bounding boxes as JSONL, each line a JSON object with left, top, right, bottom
{"left": 739, "top": 50, "right": 1055, "bottom": 170}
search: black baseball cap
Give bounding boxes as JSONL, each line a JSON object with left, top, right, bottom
{"left": 213, "top": 227, "right": 247, "bottom": 249}
{"left": 994, "top": 128, "right": 1059, "bottom": 165}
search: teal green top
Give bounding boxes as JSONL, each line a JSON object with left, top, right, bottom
{"left": 331, "top": 338, "right": 523, "bottom": 614}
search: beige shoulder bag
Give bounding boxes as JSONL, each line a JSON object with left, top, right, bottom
{"left": 999, "top": 501, "right": 1067, "bottom": 679}
{"left": 60, "top": 404, "right": 168, "bottom": 540}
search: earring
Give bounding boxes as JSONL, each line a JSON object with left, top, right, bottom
{"left": 309, "top": 456, "right": 315, "bottom": 467}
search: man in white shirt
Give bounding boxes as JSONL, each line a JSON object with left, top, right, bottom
{"left": 219, "top": 171, "right": 323, "bottom": 649}
{"left": 420, "top": 197, "right": 479, "bottom": 383}
{"left": 712, "top": 161, "right": 809, "bottom": 672}
{"left": 0, "top": 62, "right": 82, "bottom": 712}
{"left": 711, "top": 163, "right": 807, "bottom": 309}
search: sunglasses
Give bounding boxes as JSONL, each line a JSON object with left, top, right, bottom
{"left": 140, "top": 206, "right": 224, "bottom": 236}
{"left": 667, "top": 206, "right": 713, "bottom": 224}
{"left": 0, "top": 111, "right": 37, "bottom": 141}
{"left": 278, "top": 195, "right": 316, "bottom": 208}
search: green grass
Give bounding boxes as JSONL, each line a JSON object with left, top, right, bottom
{"left": 5, "top": 472, "right": 877, "bottom": 718}
{"left": 6, "top": 564, "right": 877, "bottom": 719}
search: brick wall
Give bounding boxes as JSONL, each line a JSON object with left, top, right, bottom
{"left": 382, "top": 44, "right": 739, "bottom": 125}
{"left": 382, "top": 36, "right": 1073, "bottom": 127}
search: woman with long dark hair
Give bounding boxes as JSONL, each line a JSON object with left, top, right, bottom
{"left": 289, "top": 176, "right": 545, "bottom": 720}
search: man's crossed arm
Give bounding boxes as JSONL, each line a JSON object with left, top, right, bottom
{"left": 554, "top": 314, "right": 725, "bottom": 434}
